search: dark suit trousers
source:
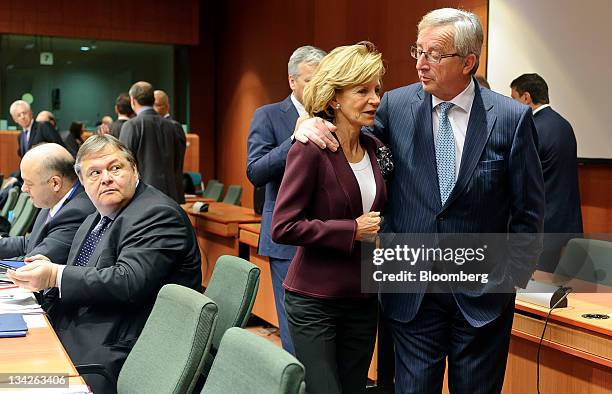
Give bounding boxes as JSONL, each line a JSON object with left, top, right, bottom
{"left": 389, "top": 292, "right": 514, "bottom": 394}
{"left": 269, "top": 257, "right": 295, "bottom": 355}
{"left": 284, "top": 291, "right": 377, "bottom": 394}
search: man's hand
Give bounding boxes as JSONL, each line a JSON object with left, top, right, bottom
{"left": 6, "top": 260, "right": 59, "bottom": 291}
{"left": 24, "top": 254, "right": 51, "bottom": 263}
{"left": 293, "top": 117, "right": 339, "bottom": 151}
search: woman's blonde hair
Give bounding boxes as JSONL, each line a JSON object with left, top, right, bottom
{"left": 303, "top": 41, "right": 385, "bottom": 120}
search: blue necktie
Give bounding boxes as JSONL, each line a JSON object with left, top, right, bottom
{"left": 21, "top": 130, "right": 29, "bottom": 156}
{"left": 435, "top": 102, "right": 456, "bottom": 205}
{"left": 74, "top": 216, "right": 112, "bottom": 267}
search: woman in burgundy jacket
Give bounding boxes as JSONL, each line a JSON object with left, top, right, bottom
{"left": 272, "top": 42, "right": 387, "bottom": 394}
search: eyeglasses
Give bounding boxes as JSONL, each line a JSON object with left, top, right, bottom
{"left": 410, "top": 45, "right": 461, "bottom": 64}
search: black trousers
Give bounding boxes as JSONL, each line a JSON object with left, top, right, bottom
{"left": 284, "top": 291, "right": 378, "bottom": 394}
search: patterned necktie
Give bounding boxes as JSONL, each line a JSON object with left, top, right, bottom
{"left": 435, "top": 102, "right": 456, "bottom": 205}
{"left": 74, "top": 216, "right": 112, "bottom": 267}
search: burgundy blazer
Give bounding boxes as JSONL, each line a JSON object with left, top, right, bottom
{"left": 272, "top": 133, "right": 387, "bottom": 299}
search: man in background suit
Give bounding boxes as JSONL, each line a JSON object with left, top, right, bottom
{"left": 0, "top": 143, "right": 95, "bottom": 263}
{"left": 246, "top": 45, "right": 326, "bottom": 354}
{"left": 511, "top": 73, "right": 583, "bottom": 272}
{"left": 121, "top": 81, "right": 186, "bottom": 204}
{"left": 110, "top": 93, "right": 135, "bottom": 139}
{"left": 10, "top": 100, "right": 65, "bottom": 158}
{"left": 295, "top": 8, "right": 544, "bottom": 393}
{"left": 154, "top": 90, "right": 173, "bottom": 120}
{"left": 7, "top": 135, "right": 201, "bottom": 393}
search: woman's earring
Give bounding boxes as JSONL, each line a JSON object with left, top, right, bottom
{"left": 336, "top": 103, "right": 341, "bottom": 109}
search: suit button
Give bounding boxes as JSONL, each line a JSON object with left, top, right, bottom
{"left": 438, "top": 217, "right": 444, "bottom": 222}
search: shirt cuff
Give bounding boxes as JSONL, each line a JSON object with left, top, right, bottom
{"left": 56, "top": 265, "right": 66, "bottom": 298}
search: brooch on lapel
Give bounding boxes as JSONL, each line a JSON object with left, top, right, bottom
{"left": 375, "top": 146, "right": 394, "bottom": 180}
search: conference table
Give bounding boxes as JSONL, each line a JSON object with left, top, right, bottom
{"left": 182, "top": 202, "right": 261, "bottom": 287}
{"left": 0, "top": 312, "right": 89, "bottom": 393}
{"left": 502, "top": 276, "right": 612, "bottom": 393}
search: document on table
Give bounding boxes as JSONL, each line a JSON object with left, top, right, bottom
{"left": 0, "top": 288, "right": 43, "bottom": 314}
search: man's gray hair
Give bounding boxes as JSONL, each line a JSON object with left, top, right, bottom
{"left": 288, "top": 46, "right": 326, "bottom": 77}
{"left": 74, "top": 134, "right": 137, "bottom": 176}
{"left": 9, "top": 100, "right": 31, "bottom": 116}
{"left": 418, "top": 8, "right": 483, "bottom": 74}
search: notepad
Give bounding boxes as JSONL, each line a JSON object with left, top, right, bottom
{"left": 0, "top": 313, "right": 28, "bottom": 337}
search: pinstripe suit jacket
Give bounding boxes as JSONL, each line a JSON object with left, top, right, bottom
{"left": 374, "top": 78, "right": 545, "bottom": 326}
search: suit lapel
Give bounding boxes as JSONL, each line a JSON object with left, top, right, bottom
{"left": 28, "top": 122, "right": 36, "bottom": 147}
{"left": 413, "top": 89, "right": 442, "bottom": 207}
{"left": 361, "top": 135, "right": 387, "bottom": 212}
{"left": 280, "top": 96, "right": 299, "bottom": 139}
{"left": 444, "top": 81, "right": 496, "bottom": 209}
{"left": 28, "top": 208, "right": 49, "bottom": 248}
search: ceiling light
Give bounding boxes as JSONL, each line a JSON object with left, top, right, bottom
{"left": 80, "top": 46, "right": 90, "bottom": 51}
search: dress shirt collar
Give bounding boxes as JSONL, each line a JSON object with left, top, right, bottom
{"left": 117, "top": 115, "right": 130, "bottom": 121}
{"left": 48, "top": 182, "right": 79, "bottom": 219}
{"left": 532, "top": 104, "right": 551, "bottom": 115}
{"left": 290, "top": 93, "right": 307, "bottom": 117}
{"left": 136, "top": 106, "right": 153, "bottom": 115}
{"left": 431, "top": 78, "right": 475, "bottom": 114}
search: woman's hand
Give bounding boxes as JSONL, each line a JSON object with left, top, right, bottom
{"left": 355, "top": 211, "right": 381, "bottom": 242}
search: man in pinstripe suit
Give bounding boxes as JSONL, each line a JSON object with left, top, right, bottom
{"left": 294, "top": 8, "right": 544, "bottom": 394}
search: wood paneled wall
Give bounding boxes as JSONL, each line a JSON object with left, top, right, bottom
{"left": 579, "top": 164, "right": 612, "bottom": 233}
{"left": 194, "top": 0, "right": 488, "bottom": 211}
{"left": 0, "top": 0, "right": 198, "bottom": 45}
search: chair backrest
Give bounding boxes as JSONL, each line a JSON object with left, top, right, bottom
{"left": 202, "top": 182, "right": 224, "bottom": 202}
{"left": 9, "top": 192, "right": 29, "bottom": 223}
{"left": 117, "top": 284, "right": 218, "bottom": 394}
{"left": 201, "top": 327, "right": 305, "bottom": 394}
{"left": 187, "top": 172, "right": 204, "bottom": 194}
{"left": 553, "top": 238, "right": 612, "bottom": 287}
{"left": 9, "top": 196, "right": 38, "bottom": 236}
{"left": 0, "top": 187, "right": 20, "bottom": 218}
{"left": 204, "top": 255, "right": 260, "bottom": 350}
{"left": 221, "top": 185, "right": 242, "bottom": 205}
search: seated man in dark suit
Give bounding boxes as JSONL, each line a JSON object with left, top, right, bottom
{"left": 0, "top": 143, "right": 96, "bottom": 263}
{"left": 7, "top": 135, "right": 202, "bottom": 393}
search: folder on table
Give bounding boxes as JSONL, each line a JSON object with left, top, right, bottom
{"left": 0, "top": 313, "right": 28, "bottom": 337}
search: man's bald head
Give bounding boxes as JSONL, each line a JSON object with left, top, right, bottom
{"left": 20, "top": 143, "right": 78, "bottom": 209}
{"left": 36, "top": 110, "right": 57, "bottom": 128}
{"left": 153, "top": 90, "right": 170, "bottom": 117}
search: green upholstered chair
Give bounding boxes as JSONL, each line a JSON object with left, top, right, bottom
{"left": 78, "top": 284, "right": 218, "bottom": 394}
{"left": 221, "top": 185, "right": 242, "bottom": 206}
{"left": 0, "top": 187, "right": 19, "bottom": 218}
{"left": 202, "top": 182, "right": 224, "bottom": 202}
{"left": 186, "top": 172, "right": 204, "bottom": 195}
{"left": 8, "top": 196, "right": 37, "bottom": 236}
{"left": 8, "top": 192, "right": 29, "bottom": 223}
{"left": 553, "top": 238, "right": 612, "bottom": 287}
{"left": 200, "top": 327, "right": 305, "bottom": 394}
{"left": 201, "top": 255, "right": 260, "bottom": 375}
